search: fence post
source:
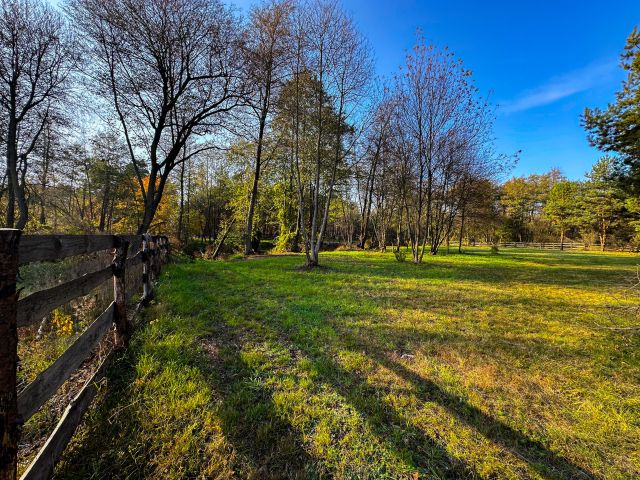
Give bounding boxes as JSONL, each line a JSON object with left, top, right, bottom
{"left": 142, "top": 234, "right": 153, "bottom": 303}
{"left": 112, "top": 236, "right": 130, "bottom": 347}
{"left": 0, "top": 229, "right": 21, "bottom": 480}
{"left": 163, "top": 236, "right": 170, "bottom": 260}
{"left": 155, "top": 236, "right": 162, "bottom": 275}
{"left": 149, "top": 236, "right": 157, "bottom": 280}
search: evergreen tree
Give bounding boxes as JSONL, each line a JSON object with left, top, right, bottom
{"left": 578, "top": 157, "right": 626, "bottom": 251}
{"left": 583, "top": 27, "right": 640, "bottom": 192}
{"left": 544, "top": 181, "right": 580, "bottom": 249}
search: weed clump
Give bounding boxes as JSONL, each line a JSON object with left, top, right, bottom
{"left": 394, "top": 249, "right": 406, "bottom": 262}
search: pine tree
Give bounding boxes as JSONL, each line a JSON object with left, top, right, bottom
{"left": 544, "top": 181, "right": 580, "bottom": 249}
{"left": 583, "top": 27, "right": 640, "bottom": 192}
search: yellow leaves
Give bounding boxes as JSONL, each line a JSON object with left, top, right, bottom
{"left": 111, "top": 175, "right": 179, "bottom": 233}
{"left": 51, "top": 308, "right": 73, "bottom": 337}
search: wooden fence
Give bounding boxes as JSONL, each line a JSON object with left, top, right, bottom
{"left": 473, "top": 241, "right": 585, "bottom": 250}
{"left": 0, "top": 230, "right": 169, "bottom": 480}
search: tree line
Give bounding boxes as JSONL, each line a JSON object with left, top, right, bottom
{"left": 1, "top": 0, "right": 638, "bottom": 265}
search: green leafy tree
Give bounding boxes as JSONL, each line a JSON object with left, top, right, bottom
{"left": 499, "top": 169, "right": 563, "bottom": 242}
{"left": 578, "top": 157, "right": 626, "bottom": 251}
{"left": 583, "top": 27, "right": 640, "bottom": 192}
{"left": 544, "top": 181, "right": 580, "bottom": 249}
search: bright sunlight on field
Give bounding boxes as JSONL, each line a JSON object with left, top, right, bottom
{"left": 55, "top": 249, "right": 639, "bottom": 479}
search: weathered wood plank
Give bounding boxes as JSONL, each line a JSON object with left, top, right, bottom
{"left": 125, "top": 250, "right": 143, "bottom": 269}
{"left": 17, "top": 303, "right": 115, "bottom": 422}
{"left": 17, "top": 266, "right": 113, "bottom": 328}
{"left": 142, "top": 235, "right": 153, "bottom": 303}
{"left": 112, "top": 239, "right": 130, "bottom": 347}
{"left": 19, "top": 235, "right": 117, "bottom": 265}
{"left": 19, "top": 349, "right": 115, "bottom": 480}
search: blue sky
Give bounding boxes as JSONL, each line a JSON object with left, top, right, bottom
{"left": 56, "top": 0, "right": 638, "bottom": 179}
{"left": 234, "top": 0, "right": 639, "bottom": 179}
{"left": 350, "top": 0, "right": 639, "bottom": 179}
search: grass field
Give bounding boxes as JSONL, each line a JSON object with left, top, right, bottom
{"left": 56, "top": 248, "right": 640, "bottom": 479}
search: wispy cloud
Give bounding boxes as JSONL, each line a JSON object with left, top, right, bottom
{"left": 500, "top": 59, "right": 618, "bottom": 114}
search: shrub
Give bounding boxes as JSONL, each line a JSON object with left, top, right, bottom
{"left": 183, "top": 240, "right": 204, "bottom": 258}
{"left": 274, "top": 231, "right": 298, "bottom": 253}
{"left": 394, "top": 249, "right": 406, "bottom": 262}
{"left": 363, "top": 239, "right": 372, "bottom": 250}
{"left": 490, "top": 244, "right": 499, "bottom": 254}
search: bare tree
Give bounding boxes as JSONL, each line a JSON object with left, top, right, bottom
{"left": 0, "top": 0, "right": 75, "bottom": 229}
{"left": 70, "top": 0, "right": 245, "bottom": 233}
{"left": 357, "top": 86, "right": 394, "bottom": 248}
{"left": 395, "top": 35, "right": 490, "bottom": 263}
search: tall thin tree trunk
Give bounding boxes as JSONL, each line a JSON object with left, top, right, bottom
{"left": 458, "top": 206, "right": 465, "bottom": 253}
{"left": 245, "top": 109, "right": 268, "bottom": 255}
{"left": 178, "top": 154, "right": 185, "bottom": 242}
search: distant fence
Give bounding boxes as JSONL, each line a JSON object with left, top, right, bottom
{"left": 0, "top": 230, "right": 169, "bottom": 480}
{"left": 473, "top": 241, "right": 584, "bottom": 250}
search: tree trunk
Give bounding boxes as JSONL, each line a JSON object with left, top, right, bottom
{"left": 98, "top": 176, "right": 111, "bottom": 232}
{"left": 245, "top": 116, "right": 266, "bottom": 255}
{"left": 213, "top": 219, "right": 235, "bottom": 259}
{"left": 137, "top": 172, "right": 167, "bottom": 234}
{"left": 5, "top": 175, "right": 14, "bottom": 228}
{"left": 358, "top": 149, "right": 379, "bottom": 249}
{"left": 458, "top": 206, "right": 465, "bottom": 253}
{"left": 178, "top": 157, "right": 185, "bottom": 242}
{"left": 5, "top": 118, "right": 24, "bottom": 229}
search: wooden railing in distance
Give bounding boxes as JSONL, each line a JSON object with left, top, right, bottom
{"left": 472, "top": 241, "right": 585, "bottom": 250}
{"left": 0, "top": 230, "right": 169, "bottom": 480}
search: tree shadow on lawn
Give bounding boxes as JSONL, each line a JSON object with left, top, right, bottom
{"left": 373, "top": 352, "right": 594, "bottom": 480}
{"left": 220, "top": 267, "right": 597, "bottom": 480}
{"left": 212, "top": 317, "right": 477, "bottom": 479}
{"left": 338, "top": 262, "right": 627, "bottom": 289}
{"left": 54, "top": 325, "right": 319, "bottom": 479}
{"left": 200, "top": 324, "right": 325, "bottom": 480}
{"left": 203, "top": 283, "right": 588, "bottom": 478}
{"left": 356, "top": 321, "right": 599, "bottom": 368}
{"left": 268, "top": 318, "right": 594, "bottom": 480}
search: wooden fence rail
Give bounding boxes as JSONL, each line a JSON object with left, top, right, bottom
{"left": 472, "top": 241, "right": 585, "bottom": 250}
{"left": 0, "top": 230, "right": 169, "bottom": 480}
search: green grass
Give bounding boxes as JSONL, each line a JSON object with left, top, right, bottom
{"left": 56, "top": 248, "right": 640, "bottom": 479}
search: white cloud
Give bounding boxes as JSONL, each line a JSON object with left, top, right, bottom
{"left": 500, "top": 59, "right": 618, "bottom": 114}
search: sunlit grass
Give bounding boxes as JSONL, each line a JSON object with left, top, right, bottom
{"left": 57, "top": 248, "right": 640, "bottom": 479}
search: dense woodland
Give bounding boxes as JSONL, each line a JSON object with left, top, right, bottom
{"left": 1, "top": 0, "right": 639, "bottom": 264}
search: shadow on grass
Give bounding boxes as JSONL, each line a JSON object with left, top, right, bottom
{"left": 375, "top": 353, "right": 594, "bottom": 480}
{"left": 56, "top": 251, "right": 613, "bottom": 478}
{"left": 53, "top": 351, "right": 148, "bottom": 479}
{"left": 321, "top": 259, "right": 631, "bottom": 290}
{"left": 264, "top": 314, "right": 594, "bottom": 480}
{"left": 199, "top": 258, "right": 601, "bottom": 478}
{"left": 203, "top": 319, "right": 474, "bottom": 478}
{"left": 201, "top": 325, "right": 323, "bottom": 479}
{"left": 54, "top": 323, "right": 321, "bottom": 479}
